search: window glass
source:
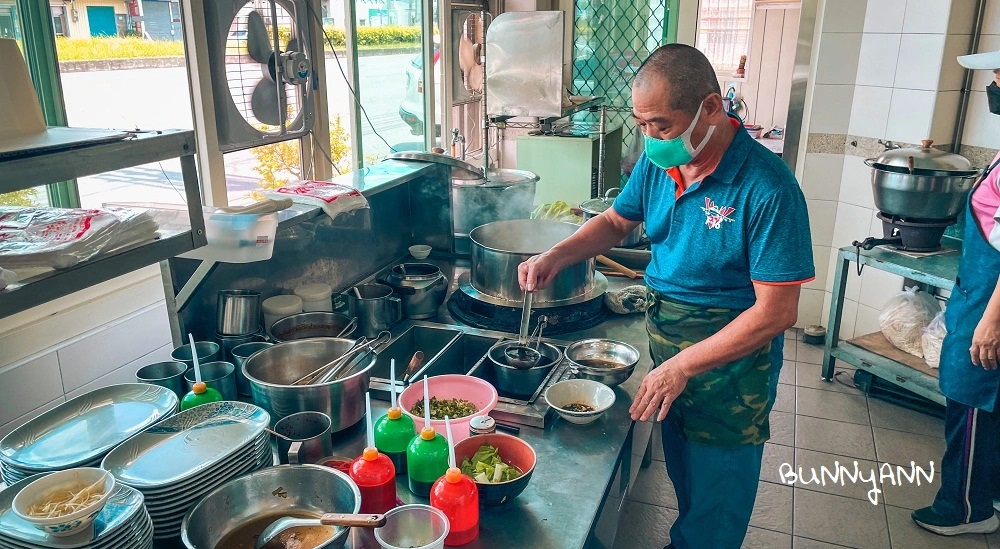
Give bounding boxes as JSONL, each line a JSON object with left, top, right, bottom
{"left": 695, "top": 0, "right": 753, "bottom": 73}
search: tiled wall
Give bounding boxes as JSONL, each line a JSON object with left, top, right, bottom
{"left": 797, "top": 0, "right": 996, "bottom": 336}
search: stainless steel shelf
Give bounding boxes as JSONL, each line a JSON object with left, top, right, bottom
{"left": 0, "top": 128, "right": 206, "bottom": 318}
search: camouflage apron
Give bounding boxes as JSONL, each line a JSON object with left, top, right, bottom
{"left": 647, "top": 289, "right": 773, "bottom": 446}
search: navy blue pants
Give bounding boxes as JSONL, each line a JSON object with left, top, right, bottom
{"left": 931, "top": 398, "right": 1000, "bottom": 523}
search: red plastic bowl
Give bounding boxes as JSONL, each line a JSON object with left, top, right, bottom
{"left": 454, "top": 433, "right": 536, "bottom": 506}
{"left": 398, "top": 375, "right": 498, "bottom": 443}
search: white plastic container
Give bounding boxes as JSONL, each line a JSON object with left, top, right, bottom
{"left": 180, "top": 209, "right": 278, "bottom": 263}
{"left": 262, "top": 295, "right": 303, "bottom": 335}
{"left": 294, "top": 283, "right": 334, "bottom": 312}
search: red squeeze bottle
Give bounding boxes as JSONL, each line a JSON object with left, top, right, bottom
{"left": 430, "top": 466, "right": 479, "bottom": 545}
{"left": 350, "top": 447, "right": 397, "bottom": 515}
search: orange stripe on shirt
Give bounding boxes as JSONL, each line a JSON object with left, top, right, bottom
{"left": 752, "top": 277, "right": 816, "bottom": 287}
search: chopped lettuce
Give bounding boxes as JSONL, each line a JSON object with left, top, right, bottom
{"left": 460, "top": 443, "right": 522, "bottom": 483}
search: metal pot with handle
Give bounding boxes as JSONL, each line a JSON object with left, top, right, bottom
{"left": 378, "top": 262, "right": 448, "bottom": 319}
{"left": 579, "top": 188, "right": 644, "bottom": 247}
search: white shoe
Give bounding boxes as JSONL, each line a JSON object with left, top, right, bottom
{"left": 914, "top": 513, "right": 1000, "bottom": 536}
{"left": 994, "top": 500, "right": 1000, "bottom": 514}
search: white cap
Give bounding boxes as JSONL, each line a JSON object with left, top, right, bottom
{"left": 294, "top": 283, "right": 333, "bottom": 302}
{"left": 957, "top": 50, "right": 1000, "bottom": 70}
{"left": 262, "top": 294, "right": 303, "bottom": 315}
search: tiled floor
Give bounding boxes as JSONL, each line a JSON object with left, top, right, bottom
{"left": 612, "top": 329, "right": 998, "bottom": 549}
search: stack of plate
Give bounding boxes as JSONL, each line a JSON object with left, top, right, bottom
{"left": 100, "top": 401, "right": 272, "bottom": 541}
{"left": 0, "top": 473, "right": 153, "bottom": 549}
{"left": 0, "top": 385, "right": 179, "bottom": 486}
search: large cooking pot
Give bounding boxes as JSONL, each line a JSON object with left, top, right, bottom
{"left": 866, "top": 139, "right": 980, "bottom": 220}
{"left": 470, "top": 219, "right": 595, "bottom": 303}
{"left": 269, "top": 312, "right": 356, "bottom": 342}
{"left": 580, "top": 188, "right": 644, "bottom": 247}
{"left": 242, "top": 338, "right": 374, "bottom": 431}
{"left": 453, "top": 169, "right": 540, "bottom": 236}
{"left": 378, "top": 262, "right": 448, "bottom": 319}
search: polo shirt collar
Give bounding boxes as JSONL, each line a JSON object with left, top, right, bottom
{"left": 706, "top": 115, "right": 752, "bottom": 185}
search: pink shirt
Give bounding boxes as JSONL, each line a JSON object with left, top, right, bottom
{"left": 971, "top": 151, "right": 1000, "bottom": 251}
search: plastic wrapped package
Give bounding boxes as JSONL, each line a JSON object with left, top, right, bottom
{"left": 921, "top": 308, "right": 947, "bottom": 368}
{"left": 265, "top": 180, "right": 368, "bottom": 220}
{"left": 879, "top": 286, "right": 942, "bottom": 358}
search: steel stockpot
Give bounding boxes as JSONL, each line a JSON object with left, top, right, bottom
{"left": 580, "top": 188, "right": 644, "bottom": 247}
{"left": 242, "top": 337, "right": 374, "bottom": 431}
{"left": 453, "top": 169, "right": 539, "bottom": 236}
{"left": 469, "top": 219, "right": 595, "bottom": 304}
{"left": 378, "top": 262, "right": 448, "bottom": 319}
{"left": 487, "top": 341, "right": 563, "bottom": 396}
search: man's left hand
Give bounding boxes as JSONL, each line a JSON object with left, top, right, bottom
{"left": 629, "top": 361, "right": 690, "bottom": 422}
{"left": 971, "top": 316, "right": 1000, "bottom": 370}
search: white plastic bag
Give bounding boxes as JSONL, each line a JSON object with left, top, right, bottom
{"left": 921, "top": 308, "right": 947, "bottom": 368}
{"left": 266, "top": 180, "right": 368, "bottom": 221}
{"left": 879, "top": 286, "right": 942, "bottom": 358}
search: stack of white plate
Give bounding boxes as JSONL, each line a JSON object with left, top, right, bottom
{"left": 0, "top": 473, "right": 153, "bottom": 549}
{"left": 100, "top": 401, "right": 272, "bottom": 541}
{"left": 0, "top": 385, "right": 179, "bottom": 486}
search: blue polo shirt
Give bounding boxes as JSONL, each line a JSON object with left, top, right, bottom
{"left": 613, "top": 122, "right": 815, "bottom": 311}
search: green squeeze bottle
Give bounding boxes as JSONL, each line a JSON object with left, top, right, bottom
{"left": 180, "top": 334, "right": 222, "bottom": 411}
{"left": 406, "top": 375, "right": 449, "bottom": 497}
{"left": 374, "top": 359, "right": 416, "bottom": 474}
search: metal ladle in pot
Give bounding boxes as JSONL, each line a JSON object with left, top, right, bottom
{"left": 505, "top": 315, "right": 548, "bottom": 369}
{"left": 254, "top": 513, "right": 386, "bottom": 549}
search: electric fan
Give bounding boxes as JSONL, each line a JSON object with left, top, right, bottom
{"left": 458, "top": 13, "right": 484, "bottom": 93}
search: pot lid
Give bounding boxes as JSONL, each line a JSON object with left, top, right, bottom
{"left": 386, "top": 151, "right": 483, "bottom": 180}
{"left": 870, "top": 140, "right": 976, "bottom": 175}
{"left": 452, "top": 168, "right": 540, "bottom": 188}
{"left": 579, "top": 188, "right": 622, "bottom": 214}
{"left": 294, "top": 283, "right": 333, "bottom": 302}
{"left": 390, "top": 262, "right": 442, "bottom": 280}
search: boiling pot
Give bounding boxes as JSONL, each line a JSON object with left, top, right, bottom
{"left": 378, "top": 262, "right": 448, "bottom": 319}
{"left": 580, "top": 188, "right": 644, "bottom": 247}
{"left": 469, "top": 219, "right": 595, "bottom": 304}
{"left": 866, "top": 139, "right": 981, "bottom": 220}
{"left": 453, "top": 169, "right": 540, "bottom": 236}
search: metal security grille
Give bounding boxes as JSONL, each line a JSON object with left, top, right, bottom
{"left": 572, "top": 0, "right": 668, "bottom": 186}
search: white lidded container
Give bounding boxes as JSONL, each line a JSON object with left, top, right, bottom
{"left": 262, "top": 294, "right": 303, "bottom": 335}
{"left": 294, "top": 283, "right": 334, "bottom": 312}
{"left": 180, "top": 209, "right": 278, "bottom": 263}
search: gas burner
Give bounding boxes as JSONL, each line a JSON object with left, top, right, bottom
{"left": 447, "top": 281, "right": 608, "bottom": 336}
{"left": 853, "top": 212, "right": 956, "bottom": 252}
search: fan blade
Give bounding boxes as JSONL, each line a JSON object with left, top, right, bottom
{"left": 246, "top": 11, "right": 273, "bottom": 64}
{"left": 250, "top": 79, "right": 282, "bottom": 125}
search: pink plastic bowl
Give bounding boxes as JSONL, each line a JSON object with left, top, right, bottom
{"left": 398, "top": 374, "right": 499, "bottom": 443}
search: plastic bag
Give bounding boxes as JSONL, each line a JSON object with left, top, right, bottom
{"left": 265, "top": 180, "right": 368, "bottom": 220}
{"left": 921, "top": 308, "right": 947, "bottom": 368}
{"left": 879, "top": 286, "right": 942, "bottom": 358}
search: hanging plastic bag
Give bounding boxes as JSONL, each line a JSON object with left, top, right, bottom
{"left": 879, "top": 286, "right": 942, "bottom": 358}
{"left": 921, "top": 308, "right": 948, "bottom": 368}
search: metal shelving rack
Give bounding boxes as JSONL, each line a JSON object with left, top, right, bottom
{"left": 0, "top": 129, "right": 207, "bottom": 318}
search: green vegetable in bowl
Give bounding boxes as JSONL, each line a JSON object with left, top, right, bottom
{"left": 460, "top": 443, "right": 522, "bottom": 484}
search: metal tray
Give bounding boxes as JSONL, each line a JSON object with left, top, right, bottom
{"left": 0, "top": 384, "right": 178, "bottom": 471}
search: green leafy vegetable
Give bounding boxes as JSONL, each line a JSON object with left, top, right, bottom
{"left": 459, "top": 444, "right": 522, "bottom": 483}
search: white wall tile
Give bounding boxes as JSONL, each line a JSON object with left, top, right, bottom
{"left": 971, "top": 35, "right": 1000, "bottom": 91}
{"left": 858, "top": 268, "right": 906, "bottom": 311}
{"left": 801, "top": 153, "right": 845, "bottom": 201}
{"left": 822, "top": 291, "right": 833, "bottom": 328}
{"left": 66, "top": 344, "right": 173, "bottom": 401}
{"left": 797, "top": 288, "right": 827, "bottom": 327}
{"left": 806, "top": 199, "right": 839, "bottom": 248}
{"left": 855, "top": 304, "right": 884, "bottom": 337}
{"left": 902, "top": 0, "right": 955, "bottom": 34}
{"left": 824, "top": 0, "right": 869, "bottom": 32}
{"left": 809, "top": 85, "right": 856, "bottom": 134}
{"left": 983, "top": 0, "right": 1000, "bottom": 35}
{"left": 840, "top": 299, "right": 860, "bottom": 339}
{"left": 894, "top": 34, "right": 947, "bottom": 91}
{"left": 940, "top": 34, "right": 973, "bottom": 92}
{"left": 856, "top": 34, "right": 902, "bottom": 88}
{"left": 886, "top": 88, "right": 938, "bottom": 143}
{"left": 805, "top": 245, "right": 834, "bottom": 291}
{"left": 816, "top": 33, "right": 863, "bottom": 85}
{"left": 0, "top": 397, "right": 65, "bottom": 440}
{"left": 864, "top": 0, "right": 906, "bottom": 33}
{"left": 948, "top": 0, "right": 979, "bottom": 34}
{"left": 57, "top": 304, "right": 172, "bottom": 393}
{"left": 930, "top": 91, "right": 962, "bottom": 143}
{"left": 962, "top": 90, "right": 1000, "bottom": 150}
{"left": 0, "top": 353, "right": 63, "bottom": 424}
{"left": 849, "top": 85, "right": 893, "bottom": 138}
{"left": 832, "top": 202, "right": 877, "bottom": 249}
{"left": 839, "top": 156, "right": 876, "bottom": 210}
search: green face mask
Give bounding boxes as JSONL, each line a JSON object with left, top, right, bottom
{"left": 643, "top": 100, "right": 716, "bottom": 170}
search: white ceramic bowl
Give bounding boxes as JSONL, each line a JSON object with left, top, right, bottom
{"left": 12, "top": 468, "right": 116, "bottom": 537}
{"left": 544, "top": 379, "right": 616, "bottom": 425}
{"left": 408, "top": 245, "right": 432, "bottom": 259}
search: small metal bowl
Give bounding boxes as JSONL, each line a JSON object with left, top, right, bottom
{"left": 564, "top": 338, "right": 640, "bottom": 387}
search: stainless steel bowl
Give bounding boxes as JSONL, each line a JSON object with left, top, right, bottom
{"left": 181, "top": 464, "right": 361, "bottom": 549}
{"left": 565, "top": 338, "right": 640, "bottom": 387}
{"left": 487, "top": 341, "right": 563, "bottom": 396}
{"left": 269, "top": 312, "right": 356, "bottom": 342}
{"left": 242, "top": 338, "right": 375, "bottom": 431}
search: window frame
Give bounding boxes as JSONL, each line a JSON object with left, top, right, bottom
{"left": 694, "top": 0, "right": 755, "bottom": 76}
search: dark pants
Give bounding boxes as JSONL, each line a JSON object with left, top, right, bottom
{"left": 931, "top": 398, "right": 1000, "bottom": 523}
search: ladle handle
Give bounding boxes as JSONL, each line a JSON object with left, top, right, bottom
{"left": 319, "top": 513, "right": 387, "bottom": 527}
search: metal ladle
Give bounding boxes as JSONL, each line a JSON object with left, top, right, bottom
{"left": 505, "top": 315, "right": 548, "bottom": 369}
{"left": 254, "top": 513, "right": 386, "bottom": 549}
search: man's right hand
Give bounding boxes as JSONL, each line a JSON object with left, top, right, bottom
{"left": 518, "top": 253, "right": 562, "bottom": 292}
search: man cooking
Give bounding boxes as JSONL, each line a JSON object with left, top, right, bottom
{"left": 911, "top": 52, "right": 1000, "bottom": 537}
{"left": 518, "top": 44, "right": 814, "bottom": 549}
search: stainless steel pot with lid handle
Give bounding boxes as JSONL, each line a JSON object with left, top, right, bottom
{"left": 865, "top": 139, "right": 981, "bottom": 177}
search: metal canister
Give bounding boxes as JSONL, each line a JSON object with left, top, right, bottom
{"left": 469, "top": 415, "right": 496, "bottom": 437}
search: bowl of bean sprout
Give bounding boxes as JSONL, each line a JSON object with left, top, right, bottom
{"left": 12, "top": 468, "right": 115, "bottom": 537}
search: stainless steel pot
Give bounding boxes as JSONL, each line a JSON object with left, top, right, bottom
{"left": 487, "top": 341, "right": 563, "bottom": 396}
{"left": 866, "top": 140, "right": 980, "bottom": 220}
{"left": 242, "top": 338, "right": 374, "bottom": 431}
{"left": 269, "top": 312, "right": 356, "bottom": 342}
{"left": 565, "top": 338, "right": 640, "bottom": 387}
{"left": 343, "top": 283, "right": 402, "bottom": 338}
{"left": 453, "top": 169, "right": 539, "bottom": 236}
{"left": 378, "top": 263, "right": 448, "bottom": 319}
{"left": 469, "top": 219, "right": 594, "bottom": 304}
{"left": 181, "top": 465, "right": 360, "bottom": 549}
{"left": 580, "top": 188, "right": 644, "bottom": 247}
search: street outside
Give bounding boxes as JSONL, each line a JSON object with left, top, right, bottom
{"left": 62, "top": 52, "right": 420, "bottom": 208}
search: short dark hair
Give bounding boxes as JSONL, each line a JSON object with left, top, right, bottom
{"left": 634, "top": 44, "right": 722, "bottom": 116}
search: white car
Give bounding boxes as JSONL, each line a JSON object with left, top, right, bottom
{"left": 398, "top": 46, "right": 441, "bottom": 136}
